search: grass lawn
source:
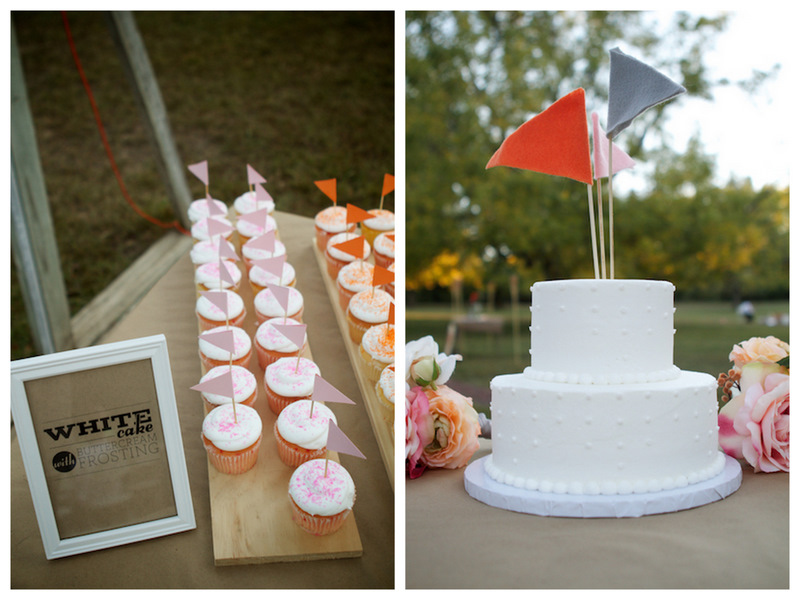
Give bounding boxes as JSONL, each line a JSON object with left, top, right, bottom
{"left": 407, "top": 300, "right": 789, "bottom": 413}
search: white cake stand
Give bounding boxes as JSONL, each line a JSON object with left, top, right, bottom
{"left": 464, "top": 454, "right": 742, "bottom": 518}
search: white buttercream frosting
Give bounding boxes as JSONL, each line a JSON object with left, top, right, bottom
{"left": 236, "top": 214, "right": 277, "bottom": 238}
{"left": 289, "top": 459, "right": 355, "bottom": 516}
{"left": 254, "top": 286, "right": 304, "bottom": 320}
{"left": 276, "top": 400, "right": 336, "bottom": 450}
{"left": 199, "top": 325, "right": 252, "bottom": 361}
{"left": 233, "top": 189, "right": 275, "bottom": 215}
{"left": 199, "top": 365, "right": 256, "bottom": 405}
{"left": 361, "top": 323, "right": 395, "bottom": 362}
{"left": 337, "top": 261, "right": 375, "bottom": 294}
{"left": 242, "top": 238, "right": 287, "bottom": 263}
{"left": 255, "top": 317, "right": 306, "bottom": 352}
{"left": 190, "top": 238, "right": 238, "bottom": 266}
{"left": 362, "top": 208, "right": 394, "bottom": 231}
{"left": 249, "top": 261, "right": 296, "bottom": 288}
{"left": 372, "top": 232, "right": 395, "bottom": 258}
{"left": 196, "top": 289, "right": 245, "bottom": 321}
{"left": 327, "top": 231, "right": 371, "bottom": 262}
{"left": 265, "top": 357, "right": 320, "bottom": 398}
{"left": 378, "top": 364, "right": 395, "bottom": 405}
{"left": 314, "top": 205, "right": 348, "bottom": 233}
{"left": 195, "top": 260, "right": 242, "bottom": 290}
{"left": 191, "top": 216, "right": 233, "bottom": 242}
{"left": 348, "top": 289, "right": 392, "bottom": 324}
{"left": 202, "top": 403, "right": 262, "bottom": 452}
{"left": 188, "top": 198, "right": 228, "bottom": 223}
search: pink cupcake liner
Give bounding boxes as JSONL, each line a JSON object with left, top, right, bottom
{"left": 202, "top": 393, "right": 257, "bottom": 414}
{"left": 290, "top": 497, "right": 352, "bottom": 536}
{"left": 264, "top": 384, "right": 308, "bottom": 415}
{"left": 202, "top": 434, "right": 262, "bottom": 475}
{"left": 199, "top": 349, "right": 252, "bottom": 373}
{"left": 273, "top": 422, "right": 326, "bottom": 467}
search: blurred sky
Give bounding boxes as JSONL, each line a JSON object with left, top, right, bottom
{"left": 613, "top": 10, "right": 792, "bottom": 194}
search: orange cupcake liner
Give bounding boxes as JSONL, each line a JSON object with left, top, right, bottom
{"left": 373, "top": 251, "right": 393, "bottom": 270}
{"left": 273, "top": 423, "right": 326, "bottom": 468}
{"left": 315, "top": 223, "right": 356, "bottom": 252}
{"left": 289, "top": 496, "right": 352, "bottom": 536}
{"left": 202, "top": 433, "right": 262, "bottom": 475}
{"left": 325, "top": 251, "right": 351, "bottom": 280}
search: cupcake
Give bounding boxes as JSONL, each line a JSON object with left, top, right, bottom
{"left": 359, "top": 323, "right": 395, "bottom": 382}
{"left": 314, "top": 205, "right": 355, "bottom": 251}
{"left": 360, "top": 208, "right": 394, "bottom": 246}
{"left": 233, "top": 189, "right": 275, "bottom": 218}
{"left": 241, "top": 236, "right": 287, "bottom": 271}
{"left": 190, "top": 238, "right": 238, "bottom": 269}
{"left": 201, "top": 403, "right": 262, "bottom": 475}
{"left": 196, "top": 289, "right": 246, "bottom": 331}
{"left": 385, "top": 262, "right": 395, "bottom": 298}
{"left": 191, "top": 216, "right": 234, "bottom": 245}
{"left": 198, "top": 364, "right": 257, "bottom": 412}
{"left": 274, "top": 400, "right": 337, "bottom": 467}
{"left": 375, "top": 364, "right": 395, "bottom": 424}
{"left": 253, "top": 317, "right": 307, "bottom": 370}
{"left": 235, "top": 213, "right": 278, "bottom": 248}
{"left": 264, "top": 357, "right": 321, "bottom": 415}
{"left": 325, "top": 232, "right": 370, "bottom": 280}
{"left": 372, "top": 231, "right": 395, "bottom": 269}
{"left": 187, "top": 198, "right": 228, "bottom": 223}
{"left": 336, "top": 261, "right": 375, "bottom": 312}
{"left": 248, "top": 261, "right": 297, "bottom": 295}
{"left": 254, "top": 285, "right": 304, "bottom": 324}
{"left": 288, "top": 459, "right": 355, "bottom": 535}
{"left": 195, "top": 260, "right": 242, "bottom": 294}
{"left": 346, "top": 289, "right": 392, "bottom": 344}
{"left": 199, "top": 325, "right": 253, "bottom": 372}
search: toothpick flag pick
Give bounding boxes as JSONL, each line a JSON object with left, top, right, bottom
{"left": 199, "top": 329, "right": 236, "bottom": 354}
{"left": 346, "top": 203, "right": 371, "bottom": 225}
{"left": 486, "top": 88, "right": 592, "bottom": 185}
{"left": 332, "top": 235, "right": 366, "bottom": 260}
{"left": 315, "top": 179, "right": 337, "bottom": 205}
{"left": 326, "top": 420, "right": 366, "bottom": 460}
{"left": 201, "top": 290, "right": 229, "bottom": 316}
{"left": 267, "top": 284, "right": 292, "bottom": 316}
{"left": 255, "top": 182, "right": 273, "bottom": 205}
{"left": 239, "top": 207, "right": 270, "bottom": 230}
{"left": 387, "top": 300, "right": 395, "bottom": 325}
{"left": 272, "top": 322, "right": 307, "bottom": 348}
{"left": 205, "top": 193, "right": 226, "bottom": 217}
{"left": 252, "top": 255, "right": 286, "bottom": 278}
{"left": 372, "top": 264, "right": 394, "bottom": 288}
{"left": 191, "top": 369, "right": 235, "bottom": 398}
{"left": 217, "top": 258, "right": 236, "bottom": 288}
{"left": 247, "top": 230, "right": 276, "bottom": 254}
{"left": 591, "top": 112, "right": 635, "bottom": 180}
{"left": 247, "top": 164, "right": 267, "bottom": 186}
{"left": 206, "top": 216, "right": 233, "bottom": 239}
{"left": 311, "top": 375, "right": 357, "bottom": 405}
{"left": 380, "top": 174, "right": 395, "bottom": 210}
{"left": 188, "top": 160, "right": 209, "bottom": 185}
{"left": 606, "top": 47, "right": 686, "bottom": 140}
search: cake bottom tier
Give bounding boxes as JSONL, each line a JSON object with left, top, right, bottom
{"left": 487, "top": 370, "right": 725, "bottom": 495}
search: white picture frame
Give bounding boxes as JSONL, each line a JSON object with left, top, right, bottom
{"left": 10, "top": 334, "right": 195, "bottom": 560}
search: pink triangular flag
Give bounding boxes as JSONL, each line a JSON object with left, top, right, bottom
{"left": 252, "top": 255, "right": 286, "bottom": 278}
{"left": 205, "top": 193, "right": 226, "bottom": 217}
{"left": 312, "top": 375, "right": 356, "bottom": 405}
{"left": 239, "top": 207, "right": 270, "bottom": 229}
{"left": 188, "top": 160, "right": 209, "bottom": 185}
{"left": 191, "top": 369, "right": 234, "bottom": 398}
{"left": 591, "top": 112, "right": 635, "bottom": 179}
{"left": 247, "top": 231, "right": 276, "bottom": 253}
{"left": 268, "top": 284, "right": 292, "bottom": 314}
{"left": 201, "top": 290, "right": 229, "bottom": 315}
{"left": 271, "top": 322, "right": 306, "bottom": 349}
{"left": 326, "top": 420, "right": 366, "bottom": 459}
{"left": 199, "top": 329, "right": 236, "bottom": 353}
{"left": 206, "top": 217, "right": 233, "bottom": 238}
{"left": 255, "top": 182, "right": 273, "bottom": 203}
{"left": 217, "top": 239, "right": 239, "bottom": 262}
{"left": 247, "top": 164, "right": 266, "bottom": 185}
{"left": 218, "top": 259, "right": 236, "bottom": 286}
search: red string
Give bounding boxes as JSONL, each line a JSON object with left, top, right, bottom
{"left": 60, "top": 12, "right": 189, "bottom": 235}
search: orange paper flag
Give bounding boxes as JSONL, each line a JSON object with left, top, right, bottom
{"left": 346, "top": 203, "right": 371, "bottom": 225}
{"left": 315, "top": 179, "right": 337, "bottom": 205}
{"left": 372, "top": 264, "right": 394, "bottom": 288}
{"left": 382, "top": 174, "right": 395, "bottom": 197}
{"left": 486, "top": 88, "right": 592, "bottom": 185}
{"left": 332, "top": 235, "right": 366, "bottom": 260}
{"left": 387, "top": 301, "right": 395, "bottom": 325}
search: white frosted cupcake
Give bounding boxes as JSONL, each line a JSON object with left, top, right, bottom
{"left": 236, "top": 213, "right": 278, "bottom": 247}
{"left": 253, "top": 316, "right": 308, "bottom": 369}
{"left": 254, "top": 285, "right": 304, "bottom": 324}
{"left": 372, "top": 231, "right": 395, "bottom": 269}
{"left": 191, "top": 216, "right": 234, "bottom": 244}
{"left": 361, "top": 208, "right": 394, "bottom": 246}
{"left": 196, "top": 289, "right": 246, "bottom": 331}
{"left": 202, "top": 403, "right": 262, "bottom": 474}
{"left": 198, "top": 364, "right": 257, "bottom": 412}
{"left": 314, "top": 205, "right": 355, "bottom": 251}
{"left": 325, "top": 232, "right": 370, "bottom": 280}
{"left": 264, "top": 357, "right": 321, "bottom": 415}
{"left": 336, "top": 261, "right": 375, "bottom": 312}
{"left": 274, "top": 400, "right": 336, "bottom": 467}
{"left": 359, "top": 323, "right": 395, "bottom": 382}
{"left": 375, "top": 363, "right": 395, "bottom": 424}
{"left": 346, "top": 289, "right": 392, "bottom": 343}
{"left": 195, "top": 260, "right": 242, "bottom": 293}
{"left": 233, "top": 189, "right": 275, "bottom": 217}
{"left": 385, "top": 262, "right": 395, "bottom": 297}
{"left": 289, "top": 459, "right": 355, "bottom": 535}
{"left": 187, "top": 198, "right": 228, "bottom": 223}
{"left": 199, "top": 325, "right": 253, "bottom": 371}
{"left": 248, "top": 260, "right": 297, "bottom": 295}
{"left": 242, "top": 237, "right": 287, "bottom": 271}
{"left": 190, "top": 238, "right": 238, "bottom": 268}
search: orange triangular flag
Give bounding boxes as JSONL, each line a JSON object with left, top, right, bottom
{"left": 332, "top": 235, "right": 366, "bottom": 260}
{"left": 315, "top": 179, "right": 337, "bottom": 205}
{"left": 382, "top": 174, "right": 395, "bottom": 197}
{"left": 372, "top": 264, "right": 394, "bottom": 288}
{"left": 346, "top": 203, "right": 371, "bottom": 225}
{"left": 387, "top": 301, "right": 395, "bottom": 324}
{"left": 486, "top": 88, "right": 592, "bottom": 185}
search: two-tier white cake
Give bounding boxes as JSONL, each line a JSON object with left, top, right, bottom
{"left": 485, "top": 279, "right": 726, "bottom": 495}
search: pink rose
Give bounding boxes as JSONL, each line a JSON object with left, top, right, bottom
{"left": 419, "top": 385, "right": 480, "bottom": 470}
{"left": 729, "top": 336, "right": 789, "bottom": 371}
{"left": 719, "top": 368, "right": 789, "bottom": 473}
{"left": 406, "top": 386, "right": 434, "bottom": 478}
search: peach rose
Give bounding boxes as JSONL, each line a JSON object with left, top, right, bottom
{"left": 729, "top": 336, "right": 789, "bottom": 371}
{"left": 420, "top": 385, "right": 480, "bottom": 470}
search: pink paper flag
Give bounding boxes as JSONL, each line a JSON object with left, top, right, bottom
{"left": 255, "top": 182, "right": 273, "bottom": 203}
{"left": 247, "top": 164, "right": 266, "bottom": 185}
{"left": 191, "top": 369, "right": 234, "bottom": 398}
{"left": 217, "top": 239, "right": 239, "bottom": 262}
{"left": 205, "top": 193, "right": 226, "bottom": 217}
{"left": 218, "top": 259, "right": 236, "bottom": 286}
{"left": 312, "top": 375, "right": 356, "bottom": 405}
{"left": 591, "top": 112, "right": 635, "bottom": 179}
{"left": 188, "top": 160, "right": 209, "bottom": 185}
{"left": 327, "top": 420, "right": 366, "bottom": 459}
{"left": 271, "top": 322, "right": 307, "bottom": 349}
{"left": 201, "top": 290, "right": 229, "bottom": 315}
{"left": 252, "top": 255, "right": 286, "bottom": 277}
{"left": 239, "top": 207, "right": 270, "bottom": 229}
{"left": 206, "top": 217, "right": 233, "bottom": 238}
{"left": 267, "top": 284, "right": 292, "bottom": 314}
{"left": 247, "top": 230, "right": 276, "bottom": 253}
{"left": 199, "top": 329, "right": 236, "bottom": 353}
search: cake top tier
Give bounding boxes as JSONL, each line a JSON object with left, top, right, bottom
{"left": 527, "top": 279, "right": 679, "bottom": 384}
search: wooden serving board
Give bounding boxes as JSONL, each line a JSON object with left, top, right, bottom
{"left": 201, "top": 213, "right": 362, "bottom": 565}
{"left": 311, "top": 243, "right": 395, "bottom": 490}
